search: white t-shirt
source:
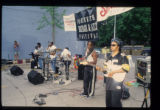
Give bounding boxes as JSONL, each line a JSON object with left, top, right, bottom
{"left": 37, "top": 46, "right": 43, "bottom": 56}
{"left": 34, "top": 49, "right": 38, "bottom": 54}
{"left": 50, "top": 45, "right": 57, "bottom": 52}
{"left": 60, "top": 49, "right": 71, "bottom": 61}
{"left": 46, "top": 45, "right": 57, "bottom": 59}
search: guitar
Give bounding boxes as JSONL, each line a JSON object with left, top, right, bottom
{"left": 96, "top": 65, "right": 126, "bottom": 82}
{"left": 80, "top": 61, "right": 126, "bottom": 82}
{"left": 50, "top": 51, "right": 56, "bottom": 56}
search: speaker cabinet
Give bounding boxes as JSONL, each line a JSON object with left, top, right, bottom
{"left": 27, "top": 70, "right": 44, "bottom": 85}
{"left": 10, "top": 65, "right": 23, "bottom": 76}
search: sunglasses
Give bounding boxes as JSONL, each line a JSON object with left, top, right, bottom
{"left": 111, "top": 44, "right": 117, "bottom": 47}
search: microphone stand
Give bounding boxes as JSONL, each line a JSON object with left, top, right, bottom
{"left": 141, "top": 83, "right": 150, "bottom": 108}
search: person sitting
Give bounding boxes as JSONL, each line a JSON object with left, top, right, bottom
{"left": 60, "top": 47, "right": 72, "bottom": 80}
{"left": 31, "top": 46, "right": 40, "bottom": 69}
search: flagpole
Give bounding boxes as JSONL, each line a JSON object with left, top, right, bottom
{"left": 114, "top": 15, "right": 116, "bottom": 39}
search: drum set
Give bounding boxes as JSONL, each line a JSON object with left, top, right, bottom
{"left": 38, "top": 48, "right": 64, "bottom": 81}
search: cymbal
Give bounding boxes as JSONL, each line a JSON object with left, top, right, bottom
{"left": 41, "top": 51, "right": 50, "bottom": 53}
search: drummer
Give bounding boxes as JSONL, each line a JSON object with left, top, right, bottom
{"left": 46, "top": 42, "right": 57, "bottom": 73}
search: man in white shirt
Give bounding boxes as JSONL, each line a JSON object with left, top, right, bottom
{"left": 80, "top": 41, "right": 98, "bottom": 98}
{"left": 60, "top": 47, "right": 72, "bottom": 80}
{"left": 46, "top": 42, "right": 57, "bottom": 73}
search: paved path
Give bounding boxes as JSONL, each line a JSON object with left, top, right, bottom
{"left": 1, "top": 55, "right": 150, "bottom": 107}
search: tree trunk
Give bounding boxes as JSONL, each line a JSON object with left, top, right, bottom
{"left": 52, "top": 7, "right": 55, "bottom": 43}
{"left": 52, "top": 24, "right": 55, "bottom": 43}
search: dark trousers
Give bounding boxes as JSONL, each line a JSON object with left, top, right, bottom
{"left": 106, "top": 90, "right": 122, "bottom": 107}
{"left": 64, "top": 60, "right": 71, "bottom": 76}
{"left": 83, "top": 66, "right": 97, "bottom": 96}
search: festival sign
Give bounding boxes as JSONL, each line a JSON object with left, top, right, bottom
{"left": 63, "top": 14, "right": 76, "bottom": 31}
{"left": 75, "top": 7, "right": 98, "bottom": 41}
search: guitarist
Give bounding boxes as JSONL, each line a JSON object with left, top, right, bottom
{"left": 46, "top": 42, "right": 57, "bottom": 73}
{"left": 80, "top": 41, "right": 98, "bottom": 98}
{"left": 97, "top": 38, "right": 130, "bottom": 107}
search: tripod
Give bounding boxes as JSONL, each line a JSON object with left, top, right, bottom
{"left": 141, "top": 83, "right": 150, "bottom": 108}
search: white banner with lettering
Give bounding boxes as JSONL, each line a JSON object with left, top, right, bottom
{"left": 97, "top": 7, "right": 134, "bottom": 22}
{"left": 63, "top": 14, "right": 76, "bottom": 31}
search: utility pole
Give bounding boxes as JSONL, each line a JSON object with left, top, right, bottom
{"left": 113, "top": 15, "right": 116, "bottom": 39}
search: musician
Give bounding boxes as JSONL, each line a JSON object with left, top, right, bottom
{"left": 37, "top": 42, "right": 43, "bottom": 69}
{"left": 60, "top": 47, "right": 72, "bottom": 80}
{"left": 33, "top": 46, "right": 39, "bottom": 67}
{"left": 30, "top": 46, "right": 39, "bottom": 69}
{"left": 97, "top": 38, "right": 130, "bottom": 107}
{"left": 80, "top": 41, "right": 98, "bottom": 98}
{"left": 46, "top": 42, "right": 57, "bottom": 73}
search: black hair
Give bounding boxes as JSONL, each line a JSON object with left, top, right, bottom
{"left": 65, "top": 47, "right": 69, "bottom": 50}
{"left": 87, "top": 41, "right": 96, "bottom": 46}
{"left": 37, "top": 42, "right": 41, "bottom": 46}
{"left": 51, "top": 42, "right": 53, "bottom": 45}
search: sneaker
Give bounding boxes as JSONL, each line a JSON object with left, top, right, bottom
{"left": 80, "top": 92, "right": 88, "bottom": 97}
{"left": 86, "top": 95, "right": 94, "bottom": 98}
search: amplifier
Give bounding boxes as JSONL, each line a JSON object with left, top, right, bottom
{"left": 135, "top": 57, "right": 151, "bottom": 84}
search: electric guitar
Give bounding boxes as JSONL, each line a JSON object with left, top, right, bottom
{"left": 80, "top": 61, "right": 126, "bottom": 82}
{"left": 96, "top": 65, "right": 126, "bottom": 82}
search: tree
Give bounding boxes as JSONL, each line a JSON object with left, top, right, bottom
{"left": 37, "top": 6, "right": 66, "bottom": 43}
{"left": 97, "top": 16, "right": 114, "bottom": 47}
{"left": 97, "top": 7, "right": 151, "bottom": 47}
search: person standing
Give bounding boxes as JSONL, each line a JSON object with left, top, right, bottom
{"left": 80, "top": 41, "right": 98, "bottom": 98}
{"left": 96, "top": 38, "right": 130, "bottom": 107}
{"left": 37, "top": 42, "right": 43, "bottom": 69}
{"left": 60, "top": 47, "right": 72, "bottom": 80}
{"left": 13, "top": 40, "right": 19, "bottom": 61}
{"left": 46, "top": 42, "right": 57, "bottom": 73}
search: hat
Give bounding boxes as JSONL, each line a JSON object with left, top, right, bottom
{"left": 111, "top": 38, "right": 122, "bottom": 46}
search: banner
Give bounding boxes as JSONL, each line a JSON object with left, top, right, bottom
{"left": 75, "top": 7, "right": 98, "bottom": 41}
{"left": 63, "top": 14, "right": 76, "bottom": 31}
{"left": 97, "top": 7, "right": 134, "bottom": 22}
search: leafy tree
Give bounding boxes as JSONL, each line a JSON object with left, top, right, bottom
{"left": 37, "top": 6, "right": 66, "bottom": 42}
{"left": 97, "top": 7, "right": 151, "bottom": 47}
{"left": 97, "top": 16, "right": 114, "bottom": 47}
